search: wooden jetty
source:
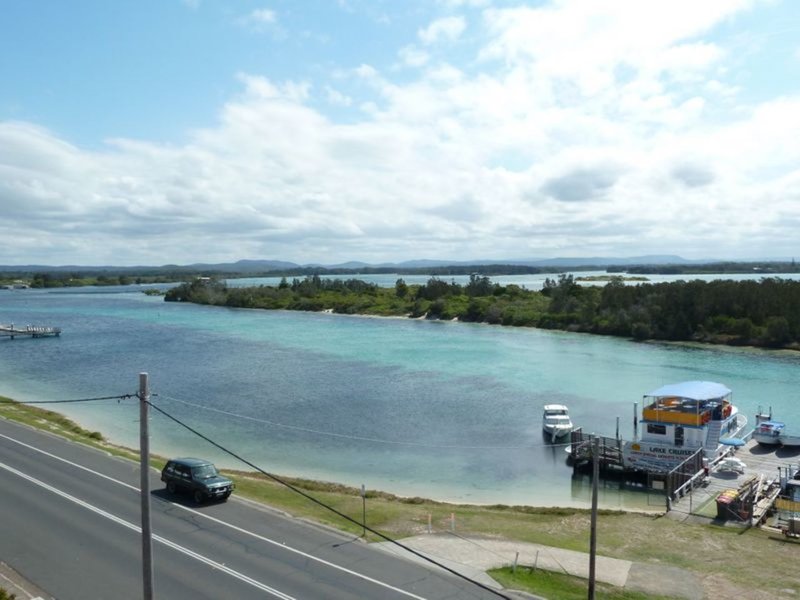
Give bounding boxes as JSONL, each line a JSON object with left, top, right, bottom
{"left": 668, "top": 438, "right": 799, "bottom": 526}
{"left": 0, "top": 324, "right": 61, "bottom": 339}
{"left": 569, "top": 427, "right": 797, "bottom": 525}
{"left": 569, "top": 428, "right": 707, "bottom": 507}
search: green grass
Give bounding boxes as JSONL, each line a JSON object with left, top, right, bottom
{"left": 0, "top": 398, "right": 105, "bottom": 442}
{"left": 489, "top": 567, "right": 676, "bottom": 600}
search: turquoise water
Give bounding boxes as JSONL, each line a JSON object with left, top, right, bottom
{"left": 1, "top": 286, "right": 799, "bottom": 508}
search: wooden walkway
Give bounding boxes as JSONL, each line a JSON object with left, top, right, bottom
{"left": 668, "top": 438, "right": 800, "bottom": 524}
{"left": 0, "top": 324, "right": 61, "bottom": 339}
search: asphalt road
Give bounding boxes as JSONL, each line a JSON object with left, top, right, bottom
{"left": 0, "top": 418, "right": 508, "bottom": 600}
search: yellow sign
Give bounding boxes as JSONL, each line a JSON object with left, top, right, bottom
{"left": 776, "top": 498, "right": 800, "bottom": 512}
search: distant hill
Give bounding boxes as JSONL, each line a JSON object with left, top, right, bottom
{"left": 522, "top": 255, "right": 701, "bottom": 267}
{"left": 0, "top": 259, "right": 301, "bottom": 274}
{"left": 1, "top": 255, "right": 785, "bottom": 274}
{"left": 180, "top": 259, "right": 301, "bottom": 272}
{"left": 364, "top": 255, "right": 701, "bottom": 269}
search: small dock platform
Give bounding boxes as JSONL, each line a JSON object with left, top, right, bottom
{"left": 668, "top": 438, "right": 800, "bottom": 525}
{"left": 0, "top": 324, "right": 61, "bottom": 339}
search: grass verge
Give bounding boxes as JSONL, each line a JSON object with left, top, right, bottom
{"left": 489, "top": 567, "right": 676, "bottom": 600}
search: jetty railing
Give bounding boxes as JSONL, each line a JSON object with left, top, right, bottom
{"left": 665, "top": 448, "right": 705, "bottom": 507}
{"left": 569, "top": 428, "right": 623, "bottom": 469}
{"left": 572, "top": 427, "right": 714, "bottom": 511}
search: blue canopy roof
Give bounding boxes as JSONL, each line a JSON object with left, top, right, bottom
{"left": 720, "top": 438, "right": 746, "bottom": 446}
{"left": 645, "top": 381, "right": 731, "bottom": 401}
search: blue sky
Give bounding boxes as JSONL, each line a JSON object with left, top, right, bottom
{"left": 1, "top": 0, "right": 799, "bottom": 265}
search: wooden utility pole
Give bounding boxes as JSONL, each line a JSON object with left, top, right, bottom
{"left": 588, "top": 435, "right": 599, "bottom": 600}
{"left": 139, "top": 373, "right": 154, "bottom": 600}
{"left": 361, "top": 484, "right": 366, "bottom": 538}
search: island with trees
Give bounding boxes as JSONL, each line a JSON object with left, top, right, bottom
{"left": 164, "top": 274, "right": 800, "bottom": 350}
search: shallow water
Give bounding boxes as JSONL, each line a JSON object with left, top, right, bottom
{"left": 1, "top": 286, "right": 799, "bottom": 508}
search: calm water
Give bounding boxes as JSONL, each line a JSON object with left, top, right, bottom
{"left": 2, "top": 285, "right": 799, "bottom": 509}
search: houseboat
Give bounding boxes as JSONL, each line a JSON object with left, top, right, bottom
{"left": 621, "top": 381, "right": 747, "bottom": 472}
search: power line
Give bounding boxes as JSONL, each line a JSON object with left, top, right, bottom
{"left": 0, "top": 394, "right": 136, "bottom": 405}
{"left": 146, "top": 399, "right": 514, "bottom": 600}
{"left": 158, "top": 393, "right": 573, "bottom": 450}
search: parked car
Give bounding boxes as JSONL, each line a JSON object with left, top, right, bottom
{"left": 161, "top": 457, "right": 234, "bottom": 503}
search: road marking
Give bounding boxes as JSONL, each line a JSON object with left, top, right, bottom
{"left": 0, "top": 459, "right": 296, "bottom": 600}
{"left": 0, "top": 432, "right": 430, "bottom": 600}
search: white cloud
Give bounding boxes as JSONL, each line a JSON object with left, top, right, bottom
{"left": 354, "top": 64, "right": 379, "bottom": 79}
{"left": 238, "top": 8, "right": 279, "bottom": 32}
{"left": 705, "top": 79, "right": 740, "bottom": 98}
{"left": 248, "top": 8, "right": 276, "bottom": 24}
{"left": 419, "top": 16, "right": 466, "bottom": 45}
{"left": 398, "top": 45, "right": 429, "bottom": 68}
{"left": 325, "top": 86, "right": 352, "bottom": 107}
{"left": 438, "top": 0, "right": 490, "bottom": 7}
{"left": 2, "top": 0, "right": 797, "bottom": 265}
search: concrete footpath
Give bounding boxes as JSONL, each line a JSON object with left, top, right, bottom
{"left": 0, "top": 561, "right": 53, "bottom": 600}
{"left": 374, "top": 534, "right": 703, "bottom": 600}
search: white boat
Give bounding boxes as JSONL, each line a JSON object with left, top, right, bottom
{"left": 621, "top": 381, "right": 747, "bottom": 473}
{"left": 543, "top": 404, "right": 573, "bottom": 440}
{"left": 753, "top": 415, "right": 800, "bottom": 447}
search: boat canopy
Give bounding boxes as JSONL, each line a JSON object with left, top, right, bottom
{"left": 645, "top": 381, "right": 731, "bottom": 401}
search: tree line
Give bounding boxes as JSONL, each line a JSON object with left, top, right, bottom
{"left": 164, "top": 274, "right": 800, "bottom": 350}
{"left": 25, "top": 273, "right": 178, "bottom": 288}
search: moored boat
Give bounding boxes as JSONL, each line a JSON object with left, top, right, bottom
{"left": 753, "top": 413, "right": 800, "bottom": 447}
{"left": 543, "top": 404, "right": 573, "bottom": 441}
{"left": 622, "top": 381, "right": 747, "bottom": 472}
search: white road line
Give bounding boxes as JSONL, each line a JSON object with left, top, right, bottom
{"left": 0, "top": 460, "right": 296, "bottom": 599}
{"left": 0, "top": 432, "right": 430, "bottom": 600}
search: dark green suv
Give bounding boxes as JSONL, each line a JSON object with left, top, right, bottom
{"left": 161, "top": 457, "right": 234, "bottom": 504}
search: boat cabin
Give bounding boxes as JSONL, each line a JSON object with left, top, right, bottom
{"left": 639, "top": 381, "right": 738, "bottom": 450}
{"left": 756, "top": 421, "right": 785, "bottom": 440}
{"left": 543, "top": 404, "right": 569, "bottom": 417}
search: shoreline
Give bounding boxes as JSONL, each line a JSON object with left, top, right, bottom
{"left": 172, "top": 290, "right": 800, "bottom": 354}
{"left": 0, "top": 391, "right": 658, "bottom": 513}
{"left": 0, "top": 394, "right": 600, "bottom": 510}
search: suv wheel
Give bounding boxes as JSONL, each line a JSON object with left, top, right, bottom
{"left": 166, "top": 481, "right": 177, "bottom": 494}
{"left": 193, "top": 490, "right": 206, "bottom": 504}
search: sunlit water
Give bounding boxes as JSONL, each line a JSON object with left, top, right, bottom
{"left": 1, "top": 285, "right": 799, "bottom": 509}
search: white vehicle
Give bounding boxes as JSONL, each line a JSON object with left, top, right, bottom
{"left": 543, "top": 404, "right": 573, "bottom": 441}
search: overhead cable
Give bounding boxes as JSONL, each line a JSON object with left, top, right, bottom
{"left": 159, "top": 394, "right": 573, "bottom": 450}
{"left": 146, "top": 399, "right": 513, "bottom": 600}
{"left": 0, "top": 394, "right": 136, "bottom": 405}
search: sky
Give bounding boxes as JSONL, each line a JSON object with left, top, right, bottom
{"left": 1, "top": 0, "right": 799, "bottom": 266}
